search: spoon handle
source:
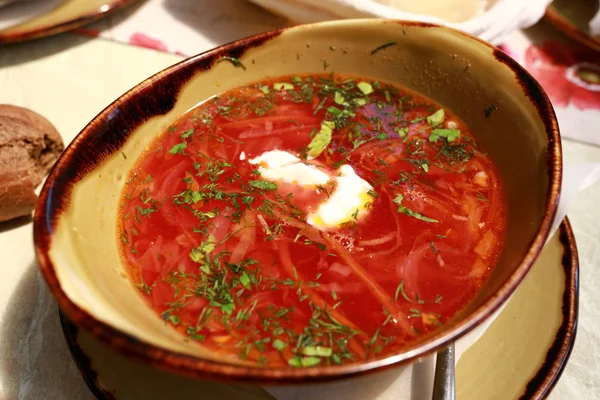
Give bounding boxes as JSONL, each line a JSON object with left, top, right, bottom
{"left": 432, "top": 344, "right": 456, "bottom": 400}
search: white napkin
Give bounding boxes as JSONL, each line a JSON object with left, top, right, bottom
{"left": 246, "top": 0, "right": 552, "bottom": 44}
{"left": 265, "top": 161, "right": 600, "bottom": 400}
{"left": 0, "top": 0, "right": 63, "bottom": 31}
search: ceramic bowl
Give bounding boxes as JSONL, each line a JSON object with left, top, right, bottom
{"left": 545, "top": 0, "right": 600, "bottom": 52}
{"left": 33, "top": 19, "right": 561, "bottom": 383}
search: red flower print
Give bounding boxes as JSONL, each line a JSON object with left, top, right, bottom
{"left": 129, "top": 32, "right": 169, "bottom": 52}
{"left": 525, "top": 41, "right": 600, "bottom": 110}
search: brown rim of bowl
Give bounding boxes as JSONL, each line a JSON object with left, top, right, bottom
{"left": 518, "top": 218, "right": 578, "bottom": 400}
{"left": 0, "top": 0, "right": 141, "bottom": 44}
{"left": 544, "top": 5, "right": 600, "bottom": 52}
{"left": 33, "top": 19, "right": 562, "bottom": 384}
{"left": 58, "top": 218, "right": 578, "bottom": 400}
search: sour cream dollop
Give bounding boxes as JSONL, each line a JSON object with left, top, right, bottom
{"left": 249, "top": 150, "right": 374, "bottom": 230}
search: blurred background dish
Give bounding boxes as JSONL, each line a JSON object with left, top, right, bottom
{"left": 0, "top": 0, "right": 18, "bottom": 8}
{"left": 0, "top": 0, "right": 141, "bottom": 44}
{"left": 545, "top": 0, "right": 600, "bottom": 52}
{"left": 0, "top": 0, "right": 63, "bottom": 31}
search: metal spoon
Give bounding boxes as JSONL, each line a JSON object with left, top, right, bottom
{"left": 432, "top": 343, "right": 456, "bottom": 400}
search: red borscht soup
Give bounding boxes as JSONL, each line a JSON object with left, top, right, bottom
{"left": 118, "top": 73, "right": 506, "bottom": 368}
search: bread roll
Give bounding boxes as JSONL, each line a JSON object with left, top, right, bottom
{"left": 0, "top": 105, "right": 64, "bottom": 222}
{"left": 0, "top": 169, "right": 38, "bottom": 223}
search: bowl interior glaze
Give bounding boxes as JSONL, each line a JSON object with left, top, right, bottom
{"left": 34, "top": 19, "right": 561, "bottom": 382}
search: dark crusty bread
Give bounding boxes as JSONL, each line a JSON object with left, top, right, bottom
{"left": 0, "top": 105, "right": 64, "bottom": 222}
{"left": 0, "top": 105, "right": 64, "bottom": 185}
{"left": 0, "top": 169, "right": 38, "bottom": 223}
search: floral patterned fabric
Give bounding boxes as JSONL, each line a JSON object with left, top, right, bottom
{"left": 525, "top": 42, "right": 600, "bottom": 110}
{"left": 498, "top": 27, "right": 600, "bottom": 144}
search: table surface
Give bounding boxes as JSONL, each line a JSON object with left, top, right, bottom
{"left": 0, "top": 32, "right": 599, "bottom": 400}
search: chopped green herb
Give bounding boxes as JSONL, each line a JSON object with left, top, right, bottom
{"left": 273, "top": 339, "right": 287, "bottom": 351}
{"left": 437, "top": 142, "right": 472, "bottom": 163}
{"left": 181, "top": 129, "right": 194, "bottom": 139}
{"left": 302, "top": 346, "right": 332, "bottom": 357}
{"left": 392, "top": 194, "right": 404, "bottom": 205}
{"left": 394, "top": 280, "right": 413, "bottom": 303}
{"left": 409, "top": 308, "right": 422, "bottom": 318}
{"left": 307, "top": 120, "right": 335, "bottom": 158}
{"left": 221, "top": 302, "right": 235, "bottom": 315}
{"left": 239, "top": 272, "right": 251, "bottom": 289}
{"left": 288, "top": 355, "right": 322, "bottom": 367}
{"left": 426, "top": 109, "right": 445, "bottom": 127}
{"left": 395, "top": 126, "right": 408, "bottom": 138}
{"left": 393, "top": 194, "right": 439, "bottom": 223}
{"left": 217, "top": 56, "right": 246, "bottom": 70}
{"left": 357, "top": 81, "right": 374, "bottom": 95}
{"left": 430, "top": 241, "right": 438, "bottom": 255}
{"left": 136, "top": 205, "right": 156, "bottom": 217}
{"left": 384, "top": 90, "right": 392, "bottom": 103}
{"left": 134, "top": 279, "right": 152, "bottom": 295}
{"left": 174, "top": 189, "right": 203, "bottom": 204}
{"left": 189, "top": 234, "right": 216, "bottom": 263}
{"left": 169, "top": 142, "right": 187, "bottom": 155}
{"left": 249, "top": 180, "right": 278, "bottom": 191}
{"left": 429, "top": 128, "right": 460, "bottom": 143}
{"left": 327, "top": 106, "right": 342, "bottom": 116}
{"left": 242, "top": 195, "right": 255, "bottom": 206}
{"left": 370, "top": 41, "right": 397, "bottom": 54}
{"left": 274, "top": 82, "right": 294, "bottom": 91}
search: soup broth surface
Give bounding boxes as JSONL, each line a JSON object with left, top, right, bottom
{"left": 118, "top": 73, "right": 506, "bottom": 367}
